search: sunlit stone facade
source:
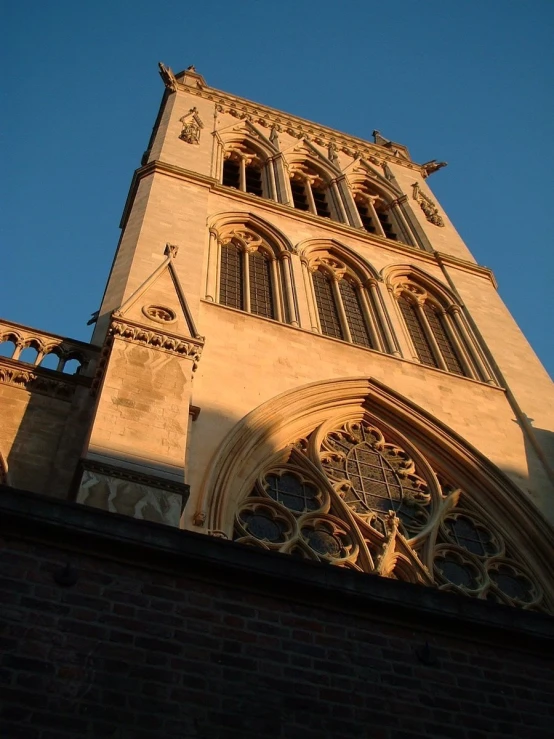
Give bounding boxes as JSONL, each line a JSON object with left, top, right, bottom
{"left": 1, "top": 64, "right": 553, "bottom": 612}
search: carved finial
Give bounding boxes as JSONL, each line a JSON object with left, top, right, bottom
{"left": 158, "top": 62, "right": 177, "bottom": 91}
{"left": 187, "top": 64, "right": 196, "bottom": 71}
{"left": 165, "top": 244, "right": 179, "bottom": 258}
{"left": 421, "top": 160, "right": 448, "bottom": 178}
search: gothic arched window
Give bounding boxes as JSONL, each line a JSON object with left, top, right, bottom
{"left": 391, "top": 275, "right": 492, "bottom": 382}
{"left": 306, "top": 253, "right": 394, "bottom": 353}
{"left": 290, "top": 165, "right": 338, "bottom": 221}
{"left": 221, "top": 143, "right": 270, "bottom": 199}
{"left": 217, "top": 227, "right": 289, "bottom": 322}
{"left": 352, "top": 180, "right": 414, "bottom": 245}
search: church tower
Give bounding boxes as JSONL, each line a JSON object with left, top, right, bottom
{"left": 1, "top": 64, "right": 553, "bottom": 609}
{"left": 1, "top": 64, "right": 554, "bottom": 739}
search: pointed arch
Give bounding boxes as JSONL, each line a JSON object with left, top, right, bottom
{"left": 283, "top": 141, "right": 347, "bottom": 223}
{"left": 217, "top": 121, "right": 279, "bottom": 200}
{"left": 383, "top": 264, "right": 494, "bottom": 382}
{"left": 347, "top": 161, "right": 415, "bottom": 244}
{"left": 195, "top": 377, "right": 554, "bottom": 613}
{"left": 296, "top": 239, "right": 397, "bottom": 354}
{"left": 206, "top": 212, "right": 297, "bottom": 324}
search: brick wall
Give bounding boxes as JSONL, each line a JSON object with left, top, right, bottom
{"left": 1, "top": 488, "right": 552, "bottom": 739}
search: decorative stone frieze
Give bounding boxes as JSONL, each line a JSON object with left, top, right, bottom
{"left": 109, "top": 316, "right": 204, "bottom": 370}
{"left": 412, "top": 182, "right": 445, "bottom": 226}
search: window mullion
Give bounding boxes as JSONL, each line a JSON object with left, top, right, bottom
{"left": 269, "top": 257, "right": 283, "bottom": 322}
{"left": 416, "top": 301, "right": 448, "bottom": 371}
{"left": 367, "top": 280, "right": 399, "bottom": 355}
{"left": 305, "top": 178, "right": 317, "bottom": 215}
{"left": 367, "top": 197, "right": 387, "bottom": 237}
{"left": 239, "top": 157, "right": 246, "bottom": 192}
{"left": 332, "top": 277, "right": 352, "bottom": 342}
{"left": 267, "top": 157, "right": 277, "bottom": 201}
{"left": 243, "top": 248, "right": 251, "bottom": 312}
{"left": 358, "top": 285, "right": 383, "bottom": 352}
{"left": 331, "top": 180, "right": 348, "bottom": 223}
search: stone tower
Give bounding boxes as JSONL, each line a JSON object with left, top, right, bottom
{"left": 1, "top": 63, "right": 553, "bottom": 612}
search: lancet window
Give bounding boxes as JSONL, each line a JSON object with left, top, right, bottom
{"left": 232, "top": 415, "right": 550, "bottom": 613}
{"left": 306, "top": 254, "right": 392, "bottom": 353}
{"left": 221, "top": 143, "right": 269, "bottom": 199}
{"left": 352, "top": 181, "right": 412, "bottom": 245}
{"left": 215, "top": 226, "right": 295, "bottom": 323}
{"left": 290, "top": 165, "right": 337, "bottom": 220}
{"left": 391, "top": 277, "right": 491, "bottom": 381}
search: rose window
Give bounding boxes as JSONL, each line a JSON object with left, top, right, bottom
{"left": 232, "top": 416, "right": 549, "bottom": 613}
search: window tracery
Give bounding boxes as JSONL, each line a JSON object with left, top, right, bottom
{"left": 221, "top": 142, "right": 270, "bottom": 199}
{"left": 289, "top": 164, "right": 338, "bottom": 221}
{"left": 352, "top": 181, "right": 410, "bottom": 243}
{"left": 306, "top": 253, "right": 391, "bottom": 353}
{"left": 233, "top": 416, "right": 549, "bottom": 612}
{"left": 391, "top": 276, "right": 490, "bottom": 381}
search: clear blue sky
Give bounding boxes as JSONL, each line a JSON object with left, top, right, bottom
{"left": 3, "top": 1, "right": 553, "bottom": 377}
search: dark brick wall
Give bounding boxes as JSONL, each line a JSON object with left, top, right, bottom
{"left": 1, "top": 489, "right": 553, "bottom": 739}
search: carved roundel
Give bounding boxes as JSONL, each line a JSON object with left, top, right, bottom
{"left": 142, "top": 305, "right": 177, "bottom": 324}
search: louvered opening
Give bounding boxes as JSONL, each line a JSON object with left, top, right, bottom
{"left": 355, "top": 200, "right": 376, "bottom": 233}
{"left": 291, "top": 179, "right": 310, "bottom": 211}
{"left": 245, "top": 164, "right": 263, "bottom": 197}
{"left": 222, "top": 159, "right": 240, "bottom": 189}
{"left": 311, "top": 184, "right": 331, "bottom": 218}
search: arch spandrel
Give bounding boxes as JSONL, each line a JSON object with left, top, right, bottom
{"left": 195, "top": 377, "right": 554, "bottom": 613}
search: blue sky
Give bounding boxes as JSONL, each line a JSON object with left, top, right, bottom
{"left": 3, "top": 1, "right": 553, "bottom": 377}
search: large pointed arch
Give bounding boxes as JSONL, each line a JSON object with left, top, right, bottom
{"left": 195, "top": 377, "right": 554, "bottom": 612}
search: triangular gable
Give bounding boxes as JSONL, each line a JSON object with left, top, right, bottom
{"left": 344, "top": 157, "right": 403, "bottom": 197}
{"left": 280, "top": 137, "right": 342, "bottom": 176}
{"left": 216, "top": 119, "right": 279, "bottom": 155}
{"left": 115, "top": 245, "right": 201, "bottom": 339}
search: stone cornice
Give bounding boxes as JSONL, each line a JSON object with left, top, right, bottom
{"left": 172, "top": 79, "right": 428, "bottom": 176}
{"left": 1, "top": 485, "right": 552, "bottom": 651}
{"left": 0, "top": 357, "right": 92, "bottom": 399}
{"left": 109, "top": 314, "right": 205, "bottom": 370}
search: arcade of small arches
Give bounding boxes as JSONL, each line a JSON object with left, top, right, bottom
{"left": 0, "top": 327, "right": 90, "bottom": 376}
{"left": 205, "top": 218, "right": 494, "bottom": 384}
{"left": 218, "top": 137, "right": 416, "bottom": 246}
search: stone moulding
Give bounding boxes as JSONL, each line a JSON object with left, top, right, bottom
{"left": 0, "top": 357, "right": 91, "bottom": 399}
{"left": 412, "top": 183, "right": 445, "bottom": 227}
{"left": 109, "top": 317, "right": 205, "bottom": 370}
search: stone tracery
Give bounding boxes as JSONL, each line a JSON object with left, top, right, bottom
{"left": 233, "top": 415, "right": 548, "bottom": 612}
